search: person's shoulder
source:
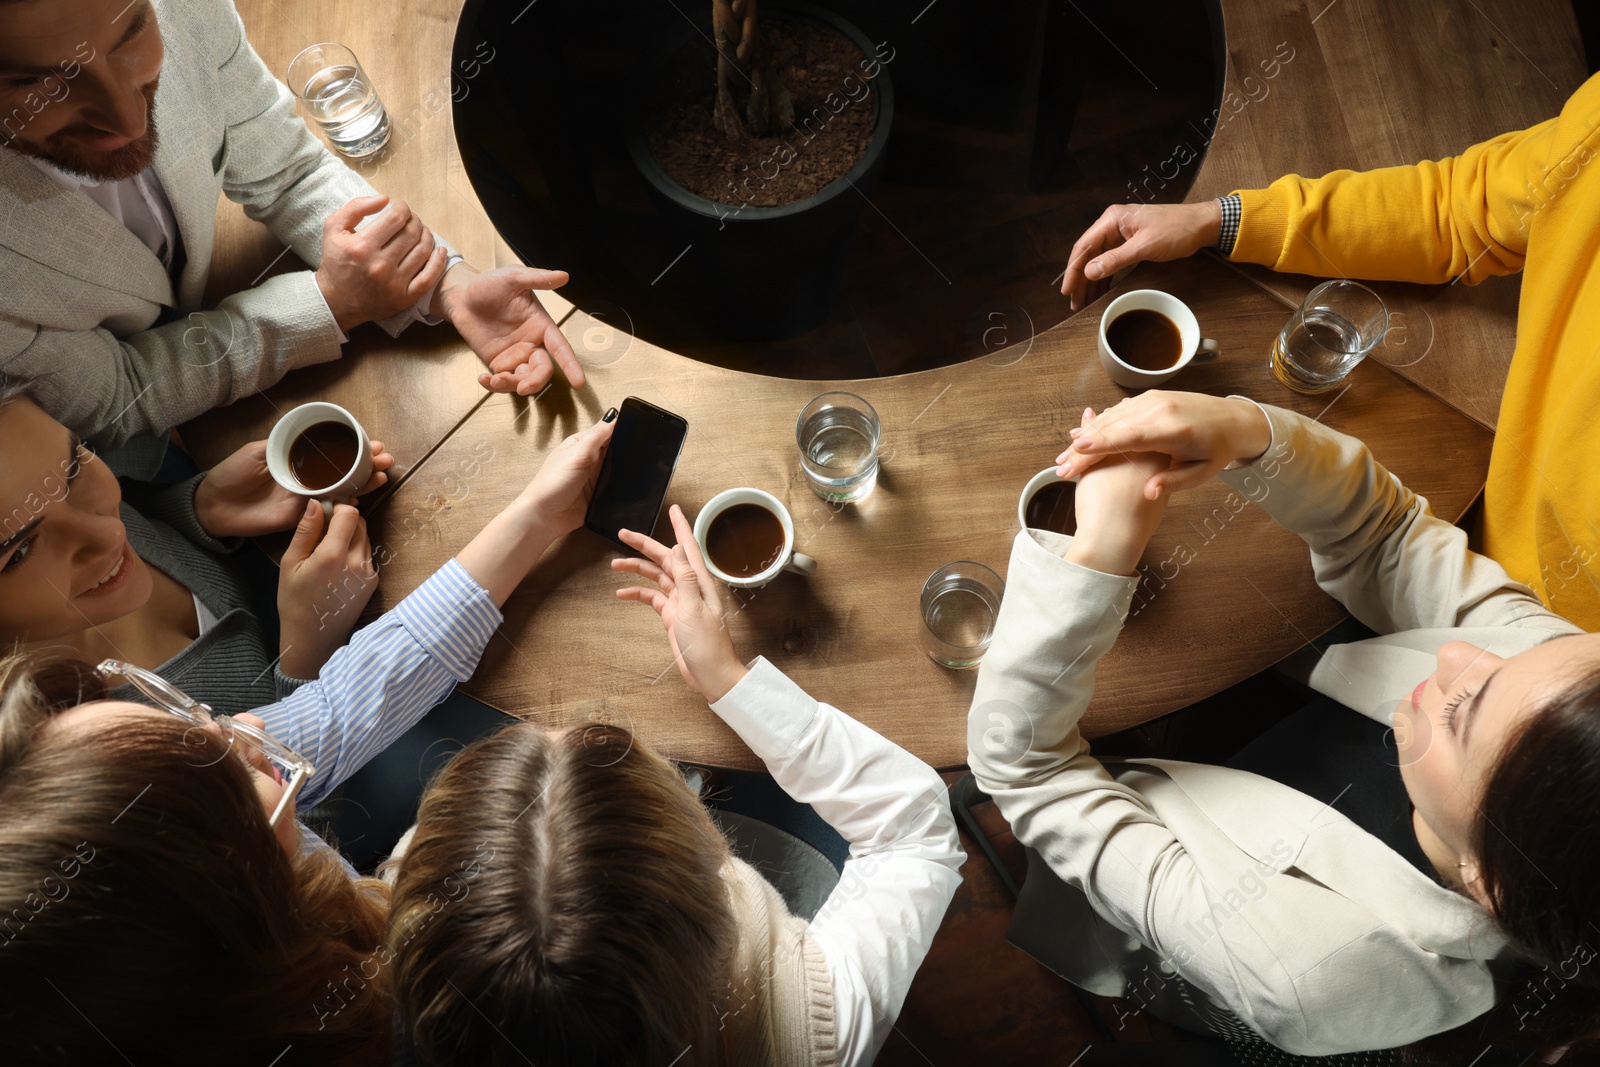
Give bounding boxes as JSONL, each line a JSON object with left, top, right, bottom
{"left": 152, "top": 0, "right": 237, "bottom": 64}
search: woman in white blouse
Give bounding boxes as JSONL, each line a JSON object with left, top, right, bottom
{"left": 970, "top": 391, "right": 1600, "bottom": 1062}
{"left": 386, "top": 504, "right": 964, "bottom": 1067}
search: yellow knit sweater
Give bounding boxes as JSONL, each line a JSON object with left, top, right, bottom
{"left": 1231, "top": 72, "right": 1600, "bottom": 627}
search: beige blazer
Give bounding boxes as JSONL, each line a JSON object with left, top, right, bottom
{"left": 967, "top": 403, "right": 1581, "bottom": 1054}
{"left": 0, "top": 0, "right": 400, "bottom": 457}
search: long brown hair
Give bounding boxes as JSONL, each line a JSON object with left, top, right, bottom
{"left": 1407, "top": 662, "right": 1600, "bottom": 1063}
{"left": 389, "top": 722, "right": 738, "bottom": 1067}
{"left": 0, "top": 651, "right": 394, "bottom": 1065}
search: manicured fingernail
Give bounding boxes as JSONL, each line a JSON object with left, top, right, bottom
{"left": 1075, "top": 437, "right": 1093, "bottom": 450}
{"left": 1069, "top": 427, "right": 1083, "bottom": 438}
{"left": 603, "top": 407, "right": 618, "bottom": 423}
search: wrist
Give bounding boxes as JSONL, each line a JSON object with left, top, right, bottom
{"left": 191, "top": 476, "right": 222, "bottom": 537}
{"left": 277, "top": 626, "right": 329, "bottom": 680}
{"left": 1197, "top": 199, "right": 1223, "bottom": 249}
{"left": 506, "top": 490, "right": 569, "bottom": 547}
{"left": 701, "top": 662, "right": 749, "bottom": 704}
{"left": 314, "top": 269, "right": 361, "bottom": 332}
{"left": 433, "top": 258, "right": 476, "bottom": 322}
{"left": 1062, "top": 534, "right": 1142, "bottom": 577}
{"left": 1231, "top": 398, "right": 1273, "bottom": 466}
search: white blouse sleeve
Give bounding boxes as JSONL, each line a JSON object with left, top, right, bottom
{"left": 710, "top": 658, "right": 965, "bottom": 1065}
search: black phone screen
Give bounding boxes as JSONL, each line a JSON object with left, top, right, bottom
{"left": 584, "top": 397, "right": 688, "bottom": 547}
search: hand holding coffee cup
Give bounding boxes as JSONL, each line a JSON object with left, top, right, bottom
{"left": 194, "top": 434, "right": 392, "bottom": 538}
{"left": 1098, "top": 290, "right": 1219, "bottom": 389}
{"left": 265, "top": 402, "right": 378, "bottom": 516}
{"left": 691, "top": 488, "right": 817, "bottom": 589}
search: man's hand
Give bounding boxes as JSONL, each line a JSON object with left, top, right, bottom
{"left": 193, "top": 439, "right": 392, "bottom": 538}
{"left": 1061, "top": 201, "right": 1222, "bottom": 312}
{"left": 434, "top": 264, "right": 587, "bottom": 396}
{"left": 276, "top": 502, "right": 379, "bottom": 679}
{"left": 315, "top": 194, "right": 449, "bottom": 331}
{"left": 613, "top": 505, "right": 749, "bottom": 703}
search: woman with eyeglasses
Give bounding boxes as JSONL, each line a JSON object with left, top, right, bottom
{"left": 0, "top": 414, "right": 616, "bottom": 1064}
{"left": 969, "top": 392, "right": 1600, "bottom": 1061}
{"left": 0, "top": 377, "right": 391, "bottom": 712}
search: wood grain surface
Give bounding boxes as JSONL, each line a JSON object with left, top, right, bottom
{"left": 183, "top": 0, "right": 1538, "bottom": 768}
{"left": 365, "top": 257, "right": 1491, "bottom": 769}
{"left": 1187, "top": 0, "right": 1587, "bottom": 429}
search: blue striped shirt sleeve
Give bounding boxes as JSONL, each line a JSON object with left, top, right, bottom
{"left": 253, "top": 558, "right": 503, "bottom": 807}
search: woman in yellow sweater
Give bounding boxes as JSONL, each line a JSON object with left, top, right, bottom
{"left": 1058, "top": 72, "right": 1600, "bottom": 628}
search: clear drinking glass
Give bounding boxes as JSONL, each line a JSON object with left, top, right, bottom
{"left": 796, "top": 392, "right": 880, "bottom": 503}
{"left": 286, "top": 43, "right": 392, "bottom": 158}
{"left": 919, "top": 562, "right": 1005, "bottom": 669}
{"left": 1270, "top": 279, "right": 1389, "bottom": 393}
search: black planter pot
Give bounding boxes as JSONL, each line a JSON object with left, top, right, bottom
{"left": 624, "top": 3, "right": 893, "bottom": 343}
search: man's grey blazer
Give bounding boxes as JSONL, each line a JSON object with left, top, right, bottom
{"left": 0, "top": 0, "right": 403, "bottom": 459}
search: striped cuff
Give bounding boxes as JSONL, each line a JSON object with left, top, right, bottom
{"left": 1216, "top": 194, "right": 1242, "bottom": 256}
{"left": 391, "top": 557, "right": 504, "bottom": 681}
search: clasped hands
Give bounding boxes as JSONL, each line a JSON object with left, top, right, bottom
{"left": 1052, "top": 392, "right": 1273, "bottom": 577}
{"left": 314, "top": 194, "right": 585, "bottom": 398}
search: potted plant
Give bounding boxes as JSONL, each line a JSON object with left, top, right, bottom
{"left": 712, "top": 0, "right": 793, "bottom": 138}
{"left": 624, "top": 1, "right": 896, "bottom": 342}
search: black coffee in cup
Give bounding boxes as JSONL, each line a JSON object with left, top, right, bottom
{"left": 1106, "top": 309, "right": 1184, "bottom": 370}
{"left": 289, "top": 420, "right": 361, "bottom": 492}
{"left": 706, "top": 503, "right": 785, "bottom": 578}
{"left": 1025, "top": 480, "right": 1077, "bottom": 535}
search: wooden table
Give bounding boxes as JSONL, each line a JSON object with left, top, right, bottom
{"left": 184, "top": 0, "right": 1572, "bottom": 769}
{"left": 367, "top": 255, "right": 1490, "bottom": 769}
{"left": 1189, "top": 0, "right": 1588, "bottom": 429}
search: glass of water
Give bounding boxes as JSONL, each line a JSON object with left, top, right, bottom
{"left": 797, "top": 392, "right": 880, "bottom": 503}
{"left": 1270, "top": 279, "right": 1389, "bottom": 393}
{"left": 286, "top": 43, "right": 392, "bottom": 159}
{"left": 919, "top": 561, "right": 1005, "bottom": 669}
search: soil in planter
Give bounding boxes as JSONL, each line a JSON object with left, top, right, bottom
{"left": 645, "top": 19, "right": 876, "bottom": 208}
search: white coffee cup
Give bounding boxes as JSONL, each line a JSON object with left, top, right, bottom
{"left": 1098, "top": 289, "right": 1220, "bottom": 389}
{"left": 693, "top": 488, "right": 818, "bottom": 589}
{"left": 264, "top": 402, "right": 374, "bottom": 513}
{"left": 1018, "top": 467, "right": 1077, "bottom": 534}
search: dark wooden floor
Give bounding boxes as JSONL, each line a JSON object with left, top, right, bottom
{"left": 879, "top": 771, "right": 1181, "bottom": 1066}
{"left": 681, "top": 0, "right": 1217, "bottom": 380}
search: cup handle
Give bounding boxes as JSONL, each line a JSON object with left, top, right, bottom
{"left": 785, "top": 552, "right": 818, "bottom": 577}
{"left": 1194, "top": 338, "right": 1221, "bottom": 363}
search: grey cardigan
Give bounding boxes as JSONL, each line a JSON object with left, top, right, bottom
{"left": 968, "top": 403, "right": 1581, "bottom": 1054}
{"left": 113, "top": 474, "right": 306, "bottom": 711}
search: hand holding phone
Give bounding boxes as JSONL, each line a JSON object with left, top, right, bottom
{"left": 584, "top": 397, "right": 689, "bottom": 548}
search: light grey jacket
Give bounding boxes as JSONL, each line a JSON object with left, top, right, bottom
{"left": 0, "top": 0, "right": 403, "bottom": 461}
{"left": 967, "top": 403, "right": 1581, "bottom": 1054}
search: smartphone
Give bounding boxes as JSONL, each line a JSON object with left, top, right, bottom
{"left": 584, "top": 397, "right": 689, "bottom": 549}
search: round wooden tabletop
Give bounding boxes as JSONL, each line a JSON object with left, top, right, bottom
{"left": 183, "top": 0, "right": 1583, "bottom": 769}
